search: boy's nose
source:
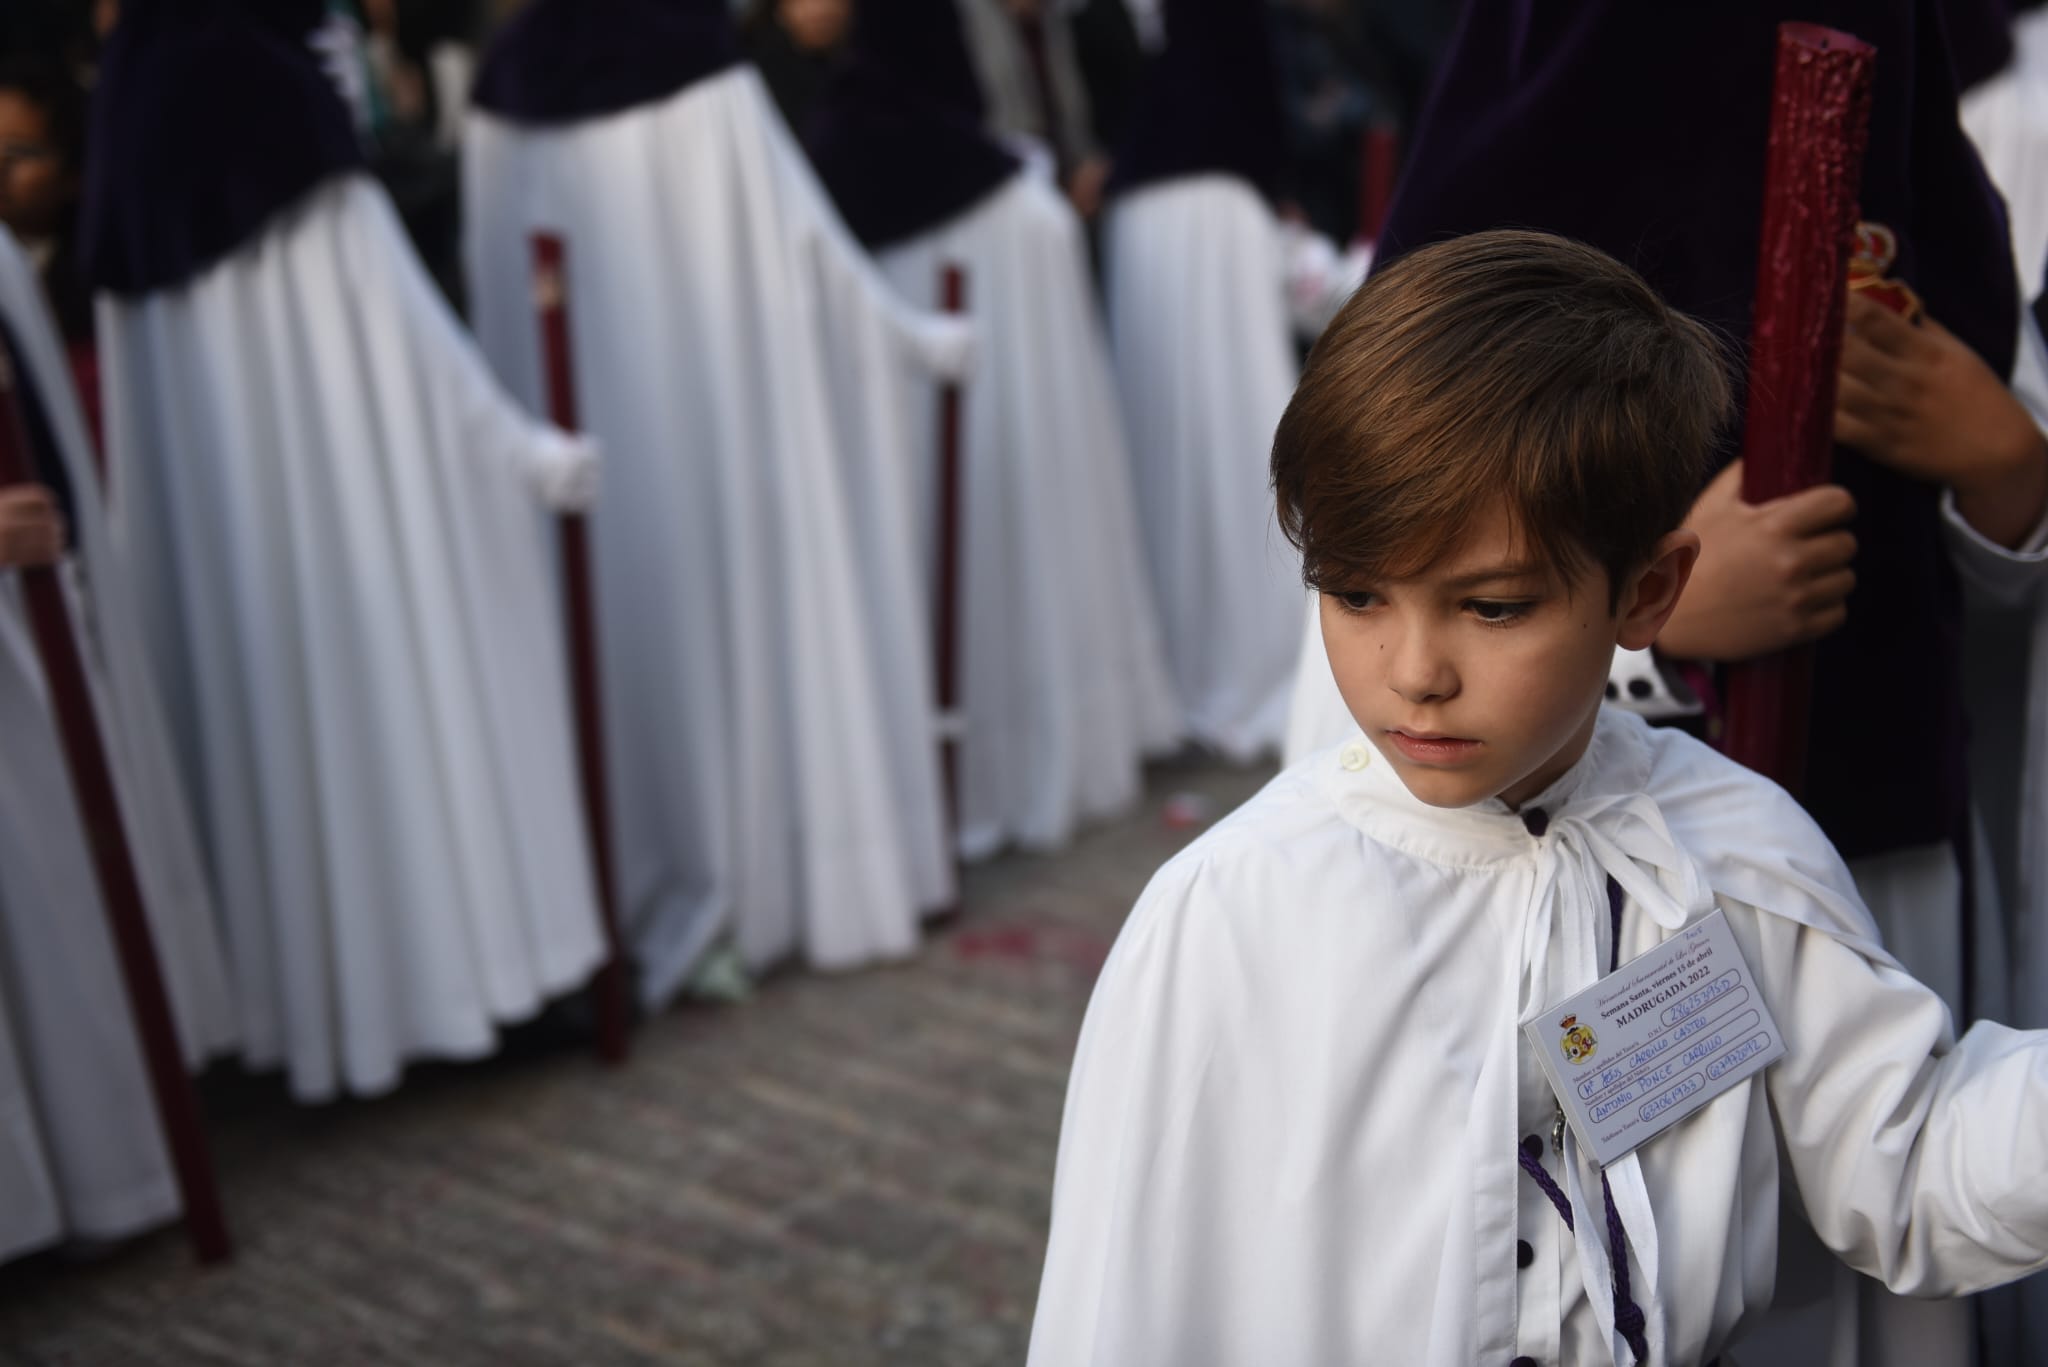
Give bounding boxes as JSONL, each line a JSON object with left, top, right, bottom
{"left": 1385, "top": 625, "right": 1458, "bottom": 703}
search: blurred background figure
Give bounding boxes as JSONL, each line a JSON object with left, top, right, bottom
{"left": 1099, "top": 0, "right": 1308, "bottom": 762}
{"left": 82, "top": 0, "right": 608, "bottom": 1104}
{"left": 309, "top": 0, "right": 482, "bottom": 307}
{"left": 1067, "top": 0, "right": 1147, "bottom": 162}
{"left": 740, "top": 0, "right": 852, "bottom": 134}
{"left": 1951, "top": 0, "right": 2048, "bottom": 1050}
{"left": 806, "top": 0, "right": 1183, "bottom": 859}
{"left": 0, "top": 57, "right": 87, "bottom": 350}
{"left": 0, "top": 220, "right": 237, "bottom": 1262}
{"left": 0, "top": 56, "right": 95, "bottom": 435}
{"left": 1960, "top": 0, "right": 2048, "bottom": 309}
{"left": 0, "top": 0, "right": 106, "bottom": 66}
{"left": 465, "top": 0, "right": 968, "bottom": 1009}
{"left": 1268, "top": 0, "right": 1379, "bottom": 244}
{"left": 1953, "top": 2, "right": 2048, "bottom": 1359}
{"left": 958, "top": 0, "right": 1112, "bottom": 217}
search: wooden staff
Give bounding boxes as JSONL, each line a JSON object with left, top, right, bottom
{"left": 1356, "top": 123, "right": 1399, "bottom": 245}
{"left": 1720, "top": 23, "right": 1877, "bottom": 794}
{"left": 934, "top": 263, "right": 968, "bottom": 880}
{"left": 530, "top": 233, "right": 631, "bottom": 1065}
{"left": 0, "top": 342, "right": 230, "bottom": 1263}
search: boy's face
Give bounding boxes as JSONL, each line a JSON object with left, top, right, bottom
{"left": 1320, "top": 501, "right": 1688, "bottom": 810}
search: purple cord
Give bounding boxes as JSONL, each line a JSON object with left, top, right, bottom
{"left": 1511, "top": 858, "right": 1649, "bottom": 1363}
{"left": 1519, "top": 1146, "right": 1575, "bottom": 1228}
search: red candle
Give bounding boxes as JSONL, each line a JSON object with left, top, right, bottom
{"left": 1720, "top": 22, "right": 1877, "bottom": 794}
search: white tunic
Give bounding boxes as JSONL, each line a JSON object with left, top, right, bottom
{"left": 1962, "top": 6, "right": 2048, "bottom": 301}
{"left": 463, "top": 67, "right": 966, "bottom": 1005}
{"left": 875, "top": 168, "right": 1183, "bottom": 858}
{"left": 96, "top": 174, "right": 607, "bottom": 1103}
{"left": 1029, "top": 708, "right": 2048, "bottom": 1367}
{"left": 1947, "top": 313, "right": 2048, "bottom": 1367}
{"left": 0, "top": 227, "right": 236, "bottom": 1258}
{"left": 1102, "top": 175, "right": 1307, "bottom": 760}
{"left": 1948, "top": 316, "right": 2048, "bottom": 1031}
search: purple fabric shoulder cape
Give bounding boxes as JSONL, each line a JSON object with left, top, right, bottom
{"left": 802, "top": 0, "right": 1022, "bottom": 250}
{"left": 1108, "top": 0, "right": 1289, "bottom": 204}
{"left": 79, "top": 0, "right": 362, "bottom": 297}
{"left": 1946, "top": 0, "right": 2016, "bottom": 89}
{"left": 470, "top": 0, "right": 740, "bottom": 126}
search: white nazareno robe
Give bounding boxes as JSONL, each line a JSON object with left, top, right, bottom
{"left": 464, "top": 66, "right": 966, "bottom": 1006}
{"left": 1101, "top": 173, "right": 1307, "bottom": 760}
{"left": 1962, "top": 6, "right": 2048, "bottom": 302}
{"left": 96, "top": 174, "right": 607, "bottom": 1103}
{"left": 0, "top": 226, "right": 236, "bottom": 1257}
{"left": 874, "top": 167, "right": 1183, "bottom": 858}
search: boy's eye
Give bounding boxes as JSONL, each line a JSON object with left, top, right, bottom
{"left": 1467, "top": 599, "right": 1534, "bottom": 624}
{"left": 1334, "top": 590, "right": 1379, "bottom": 613}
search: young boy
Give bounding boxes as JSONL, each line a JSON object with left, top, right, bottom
{"left": 1026, "top": 230, "right": 2048, "bottom": 1366}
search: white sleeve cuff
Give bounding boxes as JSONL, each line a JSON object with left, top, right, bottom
{"left": 526, "top": 428, "right": 600, "bottom": 513}
{"left": 903, "top": 312, "right": 980, "bottom": 383}
{"left": 1942, "top": 486, "right": 2048, "bottom": 606}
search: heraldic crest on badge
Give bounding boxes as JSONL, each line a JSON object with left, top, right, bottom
{"left": 1559, "top": 1014, "right": 1599, "bottom": 1065}
{"left": 1847, "top": 221, "right": 1924, "bottom": 322}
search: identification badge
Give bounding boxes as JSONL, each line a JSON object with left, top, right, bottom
{"left": 1525, "top": 909, "right": 1785, "bottom": 1167}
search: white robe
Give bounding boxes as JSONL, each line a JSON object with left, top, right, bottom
{"left": 0, "top": 228, "right": 236, "bottom": 1258}
{"left": 1962, "top": 6, "right": 2048, "bottom": 302}
{"left": 463, "top": 67, "right": 966, "bottom": 1006}
{"left": 1948, "top": 312, "right": 2048, "bottom": 1367}
{"left": 97, "top": 174, "right": 607, "bottom": 1103}
{"left": 1102, "top": 174, "right": 1307, "bottom": 761}
{"left": 1029, "top": 708, "right": 2048, "bottom": 1367}
{"left": 874, "top": 169, "right": 1182, "bottom": 858}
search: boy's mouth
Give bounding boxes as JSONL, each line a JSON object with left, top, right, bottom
{"left": 1385, "top": 729, "right": 1483, "bottom": 765}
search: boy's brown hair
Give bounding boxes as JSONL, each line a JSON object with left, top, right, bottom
{"left": 1272, "top": 229, "right": 1733, "bottom": 607}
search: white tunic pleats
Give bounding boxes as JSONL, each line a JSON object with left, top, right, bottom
{"left": 0, "top": 227, "right": 236, "bottom": 1256}
{"left": 463, "top": 68, "right": 962, "bottom": 1005}
{"left": 875, "top": 170, "right": 1183, "bottom": 858}
{"left": 1962, "top": 7, "right": 2048, "bottom": 301}
{"left": 1102, "top": 175, "right": 1306, "bottom": 760}
{"left": 97, "top": 176, "right": 606, "bottom": 1102}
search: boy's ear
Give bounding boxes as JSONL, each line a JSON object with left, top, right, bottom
{"left": 1616, "top": 530, "right": 1700, "bottom": 651}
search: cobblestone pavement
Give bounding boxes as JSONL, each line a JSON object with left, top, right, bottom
{"left": 0, "top": 755, "right": 1273, "bottom": 1367}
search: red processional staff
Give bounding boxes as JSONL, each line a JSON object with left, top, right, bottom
{"left": 0, "top": 343, "right": 230, "bottom": 1263}
{"left": 530, "top": 234, "right": 632, "bottom": 1064}
{"left": 1356, "top": 124, "right": 1400, "bottom": 246}
{"left": 1719, "top": 23, "right": 1878, "bottom": 794}
{"left": 933, "top": 263, "right": 969, "bottom": 907}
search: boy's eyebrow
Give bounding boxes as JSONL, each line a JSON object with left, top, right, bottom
{"left": 1438, "top": 561, "right": 1549, "bottom": 590}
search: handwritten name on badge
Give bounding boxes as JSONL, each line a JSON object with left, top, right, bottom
{"left": 1524, "top": 909, "right": 1785, "bottom": 1168}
